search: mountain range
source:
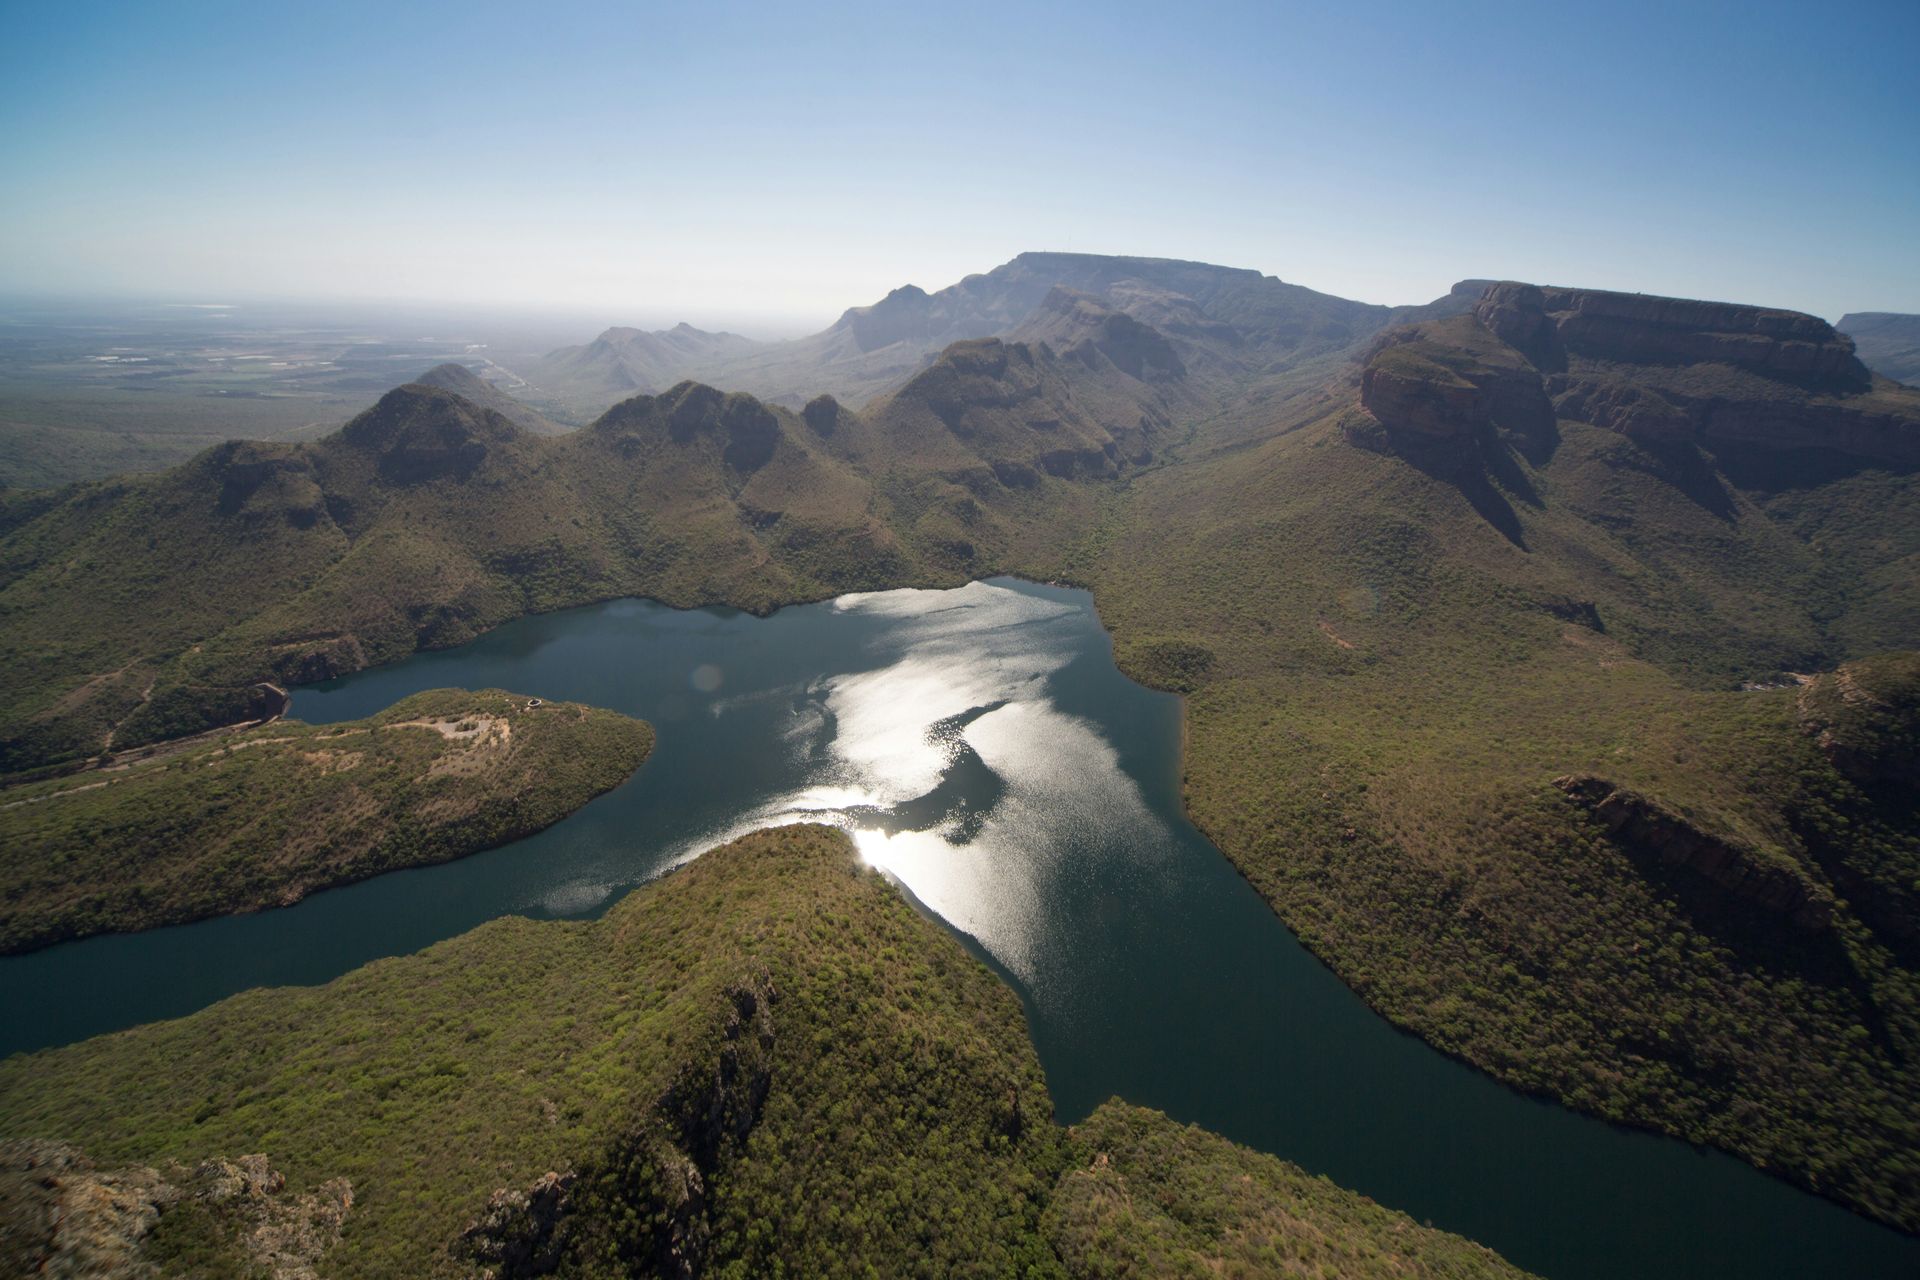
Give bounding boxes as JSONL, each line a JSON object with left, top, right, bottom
{"left": 2, "top": 253, "right": 1918, "bottom": 1258}
{"left": 522, "top": 251, "right": 1477, "bottom": 415}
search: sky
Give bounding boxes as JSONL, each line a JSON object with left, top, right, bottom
{"left": 1, "top": 0, "right": 1915, "bottom": 332}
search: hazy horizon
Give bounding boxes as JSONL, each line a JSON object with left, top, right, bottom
{"left": 4, "top": 1, "right": 1917, "bottom": 327}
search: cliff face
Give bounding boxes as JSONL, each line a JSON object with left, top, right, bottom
{"left": 1798, "top": 652, "right": 1920, "bottom": 788}
{"left": 1555, "top": 775, "right": 1835, "bottom": 932}
{"left": 1480, "top": 282, "right": 1871, "bottom": 389}
{"left": 459, "top": 973, "right": 779, "bottom": 1280}
{"left": 0, "top": 1142, "right": 352, "bottom": 1280}
{"left": 1356, "top": 281, "right": 1920, "bottom": 467}
{"left": 1354, "top": 315, "right": 1554, "bottom": 459}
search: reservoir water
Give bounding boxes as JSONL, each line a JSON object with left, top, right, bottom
{"left": 2, "top": 578, "right": 1914, "bottom": 1278}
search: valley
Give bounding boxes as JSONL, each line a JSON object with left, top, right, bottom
{"left": 2, "top": 252, "right": 1917, "bottom": 1276}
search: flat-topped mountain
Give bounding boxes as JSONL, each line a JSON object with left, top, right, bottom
{"left": 1358, "top": 281, "right": 1920, "bottom": 467}
{"left": 526, "top": 251, "right": 1430, "bottom": 413}
{"left": 1839, "top": 310, "right": 1920, "bottom": 385}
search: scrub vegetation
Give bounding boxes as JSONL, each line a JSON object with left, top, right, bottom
{"left": 0, "top": 688, "right": 651, "bottom": 953}
{"left": 0, "top": 825, "right": 1532, "bottom": 1279}
{"left": 2, "top": 255, "right": 1917, "bottom": 1234}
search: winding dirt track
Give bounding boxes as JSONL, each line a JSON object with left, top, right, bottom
{"left": 0, "top": 684, "right": 292, "bottom": 809}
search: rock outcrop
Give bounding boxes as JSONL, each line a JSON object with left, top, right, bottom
{"left": 1554, "top": 775, "right": 1834, "bottom": 931}
{"left": 458, "top": 974, "right": 779, "bottom": 1279}
{"left": 1357, "top": 281, "right": 1920, "bottom": 467}
{"left": 1478, "top": 282, "right": 1871, "bottom": 389}
{"left": 1014, "top": 287, "right": 1188, "bottom": 383}
{"left": 1355, "top": 316, "right": 1554, "bottom": 458}
{"left": 0, "top": 1141, "right": 351, "bottom": 1280}
{"left": 1798, "top": 652, "right": 1920, "bottom": 788}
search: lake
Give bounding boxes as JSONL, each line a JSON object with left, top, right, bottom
{"left": 2, "top": 578, "right": 1913, "bottom": 1278}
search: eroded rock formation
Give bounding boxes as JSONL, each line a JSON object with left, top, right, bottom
{"left": 1554, "top": 775, "right": 1834, "bottom": 931}
{"left": 1356, "top": 279, "right": 1920, "bottom": 468}
{"left": 458, "top": 973, "right": 779, "bottom": 1279}
{"left": 0, "top": 1141, "right": 351, "bottom": 1280}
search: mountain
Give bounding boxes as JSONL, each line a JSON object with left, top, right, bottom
{"left": 527, "top": 322, "right": 762, "bottom": 415}
{"left": 412, "top": 361, "right": 572, "bottom": 435}
{"left": 4, "top": 274, "right": 1920, "bottom": 1231}
{"left": 1077, "top": 280, "right": 1920, "bottom": 1229}
{"left": 1839, "top": 311, "right": 1920, "bottom": 385}
{"left": 0, "top": 375, "right": 947, "bottom": 773}
{"left": 528, "top": 252, "right": 1432, "bottom": 414}
{"left": 0, "top": 823, "right": 1534, "bottom": 1279}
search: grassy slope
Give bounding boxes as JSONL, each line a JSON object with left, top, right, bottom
{"left": 1079, "top": 407, "right": 1920, "bottom": 1229}
{"left": 1050, "top": 1102, "right": 1530, "bottom": 1279}
{"left": 0, "top": 825, "right": 1529, "bottom": 1279}
{"left": 0, "top": 688, "right": 652, "bottom": 954}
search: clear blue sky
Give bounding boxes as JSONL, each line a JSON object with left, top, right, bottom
{"left": 2, "top": 0, "right": 1914, "bottom": 330}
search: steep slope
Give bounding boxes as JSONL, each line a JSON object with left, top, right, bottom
{"left": 413, "top": 362, "right": 571, "bottom": 435}
{"left": 1049, "top": 1102, "right": 1531, "bottom": 1279}
{"left": 1077, "top": 283, "right": 1920, "bottom": 1229}
{"left": 0, "top": 824, "right": 1532, "bottom": 1280}
{"left": 1840, "top": 311, "right": 1920, "bottom": 385}
{"left": 0, "top": 688, "right": 651, "bottom": 953}
{"left": 856, "top": 334, "right": 1176, "bottom": 481}
{"left": 0, "top": 381, "right": 907, "bottom": 773}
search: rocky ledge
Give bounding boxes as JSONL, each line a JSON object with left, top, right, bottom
{"left": 1476, "top": 281, "right": 1871, "bottom": 389}
{"left": 1554, "top": 774, "right": 1835, "bottom": 932}
{"left": 1355, "top": 280, "right": 1920, "bottom": 467}
{"left": 0, "top": 1141, "right": 352, "bottom": 1280}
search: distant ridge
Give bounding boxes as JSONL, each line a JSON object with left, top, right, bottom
{"left": 1838, "top": 311, "right": 1920, "bottom": 385}
{"left": 412, "top": 362, "right": 569, "bottom": 436}
{"left": 530, "top": 323, "right": 762, "bottom": 414}
{"left": 526, "top": 251, "right": 1458, "bottom": 413}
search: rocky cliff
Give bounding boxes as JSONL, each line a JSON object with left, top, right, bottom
{"left": 0, "top": 1142, "right": 351, "bottom": 1280}
{"left": 1798, "top": 652, "right": 1920, "bottom": 788}
{"left": 1478, "top": 282, "right": 1871, "bottom": 388}
{"left": 1353, "top": 314, "right": 1554, "bottom": 459}
{"left": 1356, "top": 281, "right": 1920, "bottom": 467}
{"left": 1554, "top": 775, "right": 1834, "bottom": 931}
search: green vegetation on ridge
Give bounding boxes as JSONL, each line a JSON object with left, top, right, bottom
{"left": 0, "top": 825, "right": 1532, "bottom": 1279}
{"left": 0, "top": 688, "right": 651, "bottom": 953}
{"left": 3, "top": 260, "right": 1919, "bottom": 1234}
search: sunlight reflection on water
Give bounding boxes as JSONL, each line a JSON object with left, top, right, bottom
{"left": 667, "top": 580, "right": 1166, "bottom": 994}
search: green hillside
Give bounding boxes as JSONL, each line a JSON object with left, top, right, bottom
{"left": 2, "top": 270, "right": 1918, "bottom": 1230}
{"left": 0, "top": 688, "right": 651, "bottom": 953}
{"left": 0, "top": 825, "right": 1532, "bottom": 1280}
